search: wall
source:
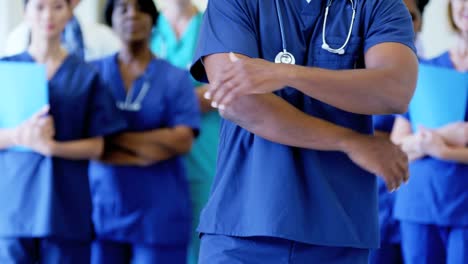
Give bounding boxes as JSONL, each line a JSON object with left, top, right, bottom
{"left": 0, "top": 0, "right": 23, "bottom": 54}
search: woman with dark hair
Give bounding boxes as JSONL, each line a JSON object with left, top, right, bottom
{"left": 0, "top": 0, "right": 125, "bottom": 263}
{"left": 392, "top": 0, "right": 468, "bottom": 263}
{"left": 89, "top": 0, "right": 200, "bottom": 263}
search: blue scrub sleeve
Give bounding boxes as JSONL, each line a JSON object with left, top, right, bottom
{"left": 85, "top": 73, "right": 127, "bottom": 137}
{"left": 168, "top": 72, "right": 201, "bottom": 137}
{"left": 190, "top": 0, "right": 260, "bottom": 83}
{"left": 373, "top": 115, "right": 395, "bottom": 133}
{"left": 363, "top": 0, "right": 416, "bottom": 53}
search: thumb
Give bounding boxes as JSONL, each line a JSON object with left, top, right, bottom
{"left": 229, "top": 52, "right": 240, "bottom": 63}
{"left": 33, "top": 105, "right": 50, "bottom": 119}
{"left": 417, "top": 124, "right": 428, "bottom": 132}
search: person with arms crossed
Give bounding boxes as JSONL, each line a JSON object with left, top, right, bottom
{"left": 89, "top": 0, "right": 200, "bottom": 263}
{"left": 190, "top": 0, "right": 418, "bottom": 263}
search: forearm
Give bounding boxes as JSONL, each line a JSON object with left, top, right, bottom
{"left": 435, "top": 122, "right": 468, "bottom": 147}
{"left": 437, "top": 147, "right": 468, "bottom": 164}
{"left": 115, "top": 127, "right": 193, "bottom": 155}
{"left": 375, "top": 131, "right": 390, "bottom": 139}
{"left": 101, "top": 149, "right": 152, "bottom": 166}
{"left": 282, "top": 66, "right": 414, "bottom": 115}
{"left": 0, "top": 128, "right": 17, "bottom": 150}
{"left": 111, "top": 137, "right": 177, "bottom": 162}
{"left": 275, "top": 44, "right": 417, "bottom": 115}
{"left": 51, "top": 137, "right": 104, "bottom": 160}
{"left": 221, "top": 93, "right": 365, "bottom": 151}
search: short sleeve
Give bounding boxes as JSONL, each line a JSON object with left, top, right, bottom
{"left": 373, "top": 115, "right": 395, "bottom": 133}
{"left": 168, "top": 70, "right": 201, "bottom": 137}
{"left": 363, "top": 0, "right": 416, "bottom": 53}
{"left": 85, "top": 73, "right": 127, "bottom": 137}
{"left": 190, "top": 0, "right": 259, "bottom": 83}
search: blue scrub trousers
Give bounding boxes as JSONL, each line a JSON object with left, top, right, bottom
{"left": 400, "top": 221, "right": 468, "bottom": 264}
{"left": 0, "top": 237, "right": 90, "bottom": 264}
{"left": 198, "top": 234, "right": 369, "bottom": 264}
{"left": 368, "top": 244, "right": 403, "bottom": 264}
{"left": 91, "top": 239, "right": 187, "bottom": 264}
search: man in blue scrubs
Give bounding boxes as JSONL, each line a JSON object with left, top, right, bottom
{"left": 190, "top": 0, "right": 418, "bottom": 263}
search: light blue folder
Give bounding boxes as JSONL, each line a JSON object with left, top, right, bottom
{"left": 0, "top": 62, "right": 48, "bottom": 150}
{"left": 409, "top": 64, "right": 468, "bottom": 131}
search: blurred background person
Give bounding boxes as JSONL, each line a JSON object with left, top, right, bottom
{"left": 3, "top": 0, "right": 120, "bottom": 61}
{"left": 0, "top": 0, "right": 125, "bottom": 263}
{"left": 89, "top": 0, "right": 200, "bottom": 263}
{"left": 392, "top": 0, "right": 468, "bottom": 263}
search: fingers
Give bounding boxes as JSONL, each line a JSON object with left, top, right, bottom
{"left": 32, "top": 105, "right": 50, "bottom": 120}
{"left": 211, "top": 74, "right": 239, "bottom": 110}
{"left": 383, "top": 145, "right": 409, "bottom": 192}
{"left": 206, "top": 64, "right": 237, "bottom": 109}
{"left": 205, "top": 52, "right": 247, "bottom": 109}
{"left": 205, "top": 52, "right": 240, "bottom": 100}
{"left": 36, "top": 116, "right": 55, "bottom": 138}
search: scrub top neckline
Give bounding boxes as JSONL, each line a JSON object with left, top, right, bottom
{"left": 158, "top": 13, "right": 203, "bottom": 46}
{"left": 112, "top": 53, "right": 158, "bottom": 101}
{"left": 447, "top": 51, "right": 467, "bottom": 73}
{"left": 24, "top": 51, "right": 73, "bottom": 83}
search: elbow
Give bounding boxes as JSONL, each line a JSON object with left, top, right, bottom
{"left": 387, "top": 100, "right": 409, "bottom": 115}
{"left": 382, "top": 70, "right": 417, "bottom": 114}
{"left": 175, "top": 133, "right": 194, "bottom": 154}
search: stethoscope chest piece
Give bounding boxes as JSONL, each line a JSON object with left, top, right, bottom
{"left": 275, "top": 50, "right": 296, "bottom": 65}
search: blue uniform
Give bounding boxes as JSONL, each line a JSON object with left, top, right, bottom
{"left": 0, "top": 52, "right": 126, "bottom": 263}
{"left": 190, "top": 0, "right": 415, "bottom": 263}
{"left": 90, "top": 54, "right": 200, "bottom": 263}
{"left": 394, "top": 52, "right": 468, "bottom": 264}
{"left": 370, "top": 115, "right": 403, "bottom": 264}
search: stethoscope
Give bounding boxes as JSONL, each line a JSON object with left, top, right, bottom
{"left": 116, "top": 78, "right": 151, "bottom": 112}
{"left": 274, "top": 0, "right": 356, "bottom": 64}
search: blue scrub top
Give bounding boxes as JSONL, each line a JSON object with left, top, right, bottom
{"left": 395, "top": 52, "right": 468, "bottom": 226}
{"left": 89, "top": 54, "right": 200, "bottom": 245}
{"left": 0, "top": 52, "right": 126, "bottom": 240}
{"left": 372, "top": 115, "right": 401, "bottom": 244}
{"left": 190, "top": 0, "right": 415, "bottom": 248}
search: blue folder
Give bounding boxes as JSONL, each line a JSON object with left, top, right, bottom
{"left": 0, "top": 62, "right": 49, "bottom": 150}
{"left": 409, "top": 64, "right": 468, "bottom": 131}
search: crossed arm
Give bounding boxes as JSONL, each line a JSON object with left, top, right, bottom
{"left": 101, "top": 126, "right": 195, "bottom": 166}
{"left": 202, "top": 42, "right": 417, "bottom": 190}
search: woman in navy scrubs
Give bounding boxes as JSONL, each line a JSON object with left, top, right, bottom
{"left": 190, "top": 0, "right": 418, "bottom": 263}
{"left": 89, "top": 0, "right": 200, "bottom": 263}
{"left": 393, "top": 0, "right": 468, "bottom": 263}
{"left": 0, "top": 0, "right": 125, "bottom": 263}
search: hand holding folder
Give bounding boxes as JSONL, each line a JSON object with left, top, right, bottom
{"left": 0, "top": 61, "right": 49, "bottom": 129}
{"left": 0, "top": 61, "right": 49, "bottom": 151}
